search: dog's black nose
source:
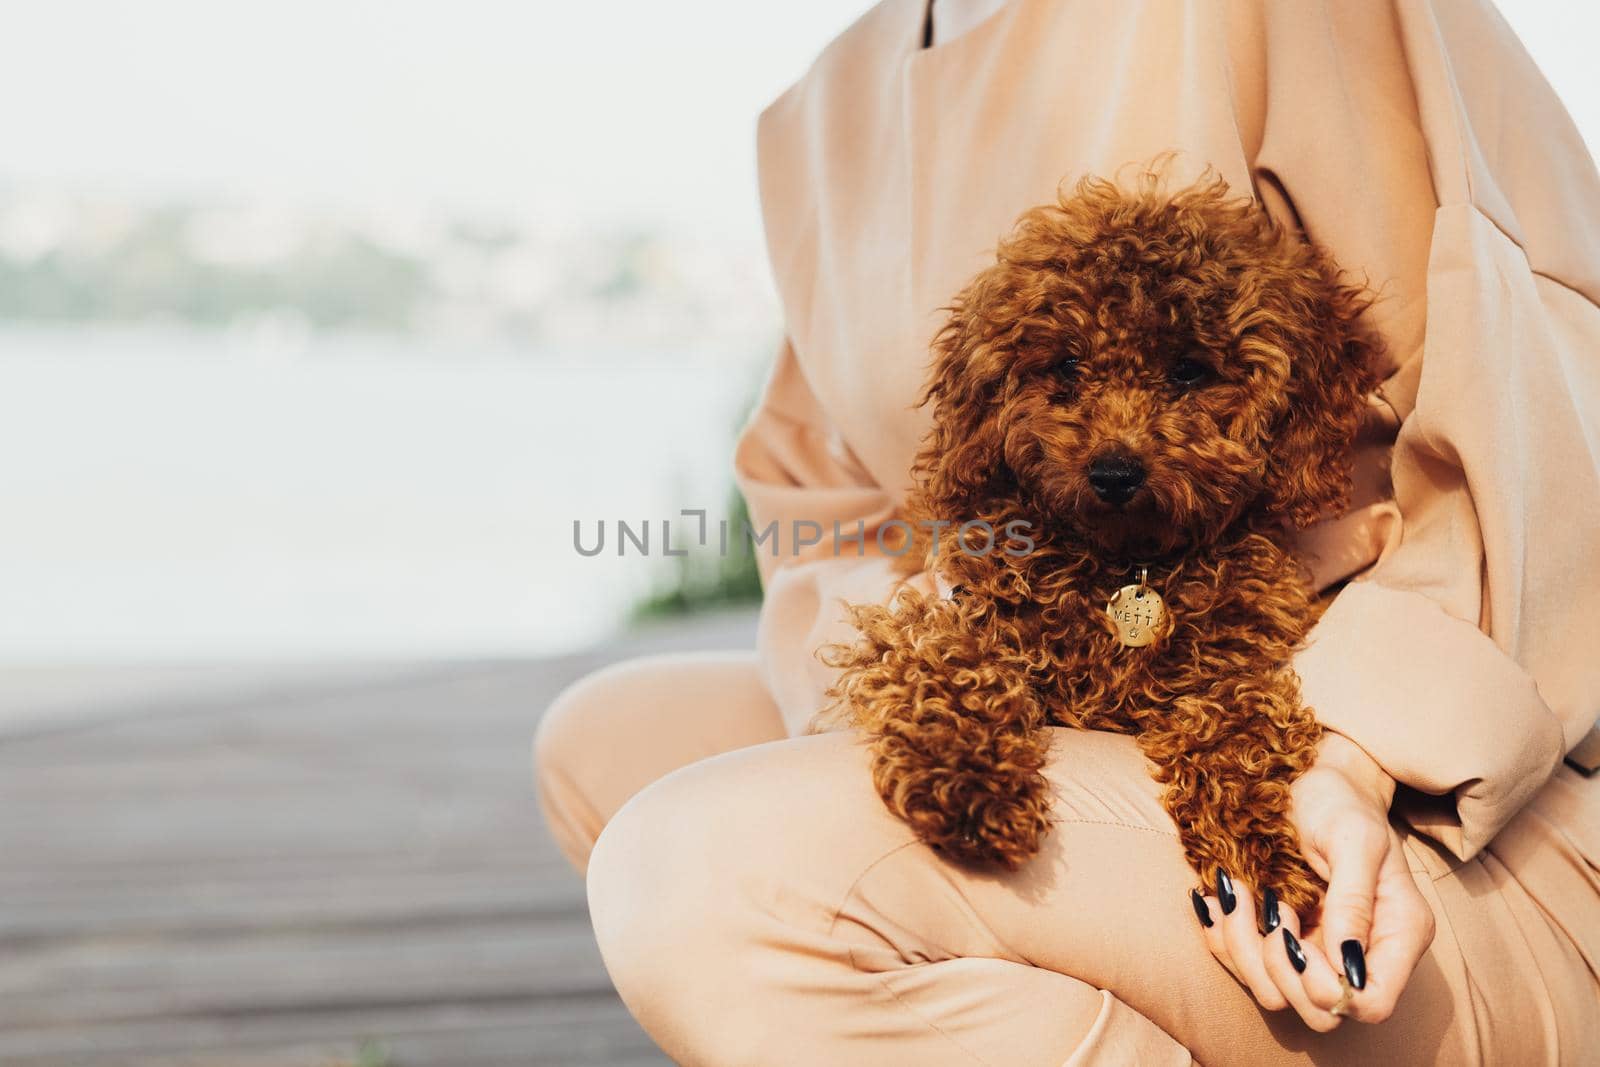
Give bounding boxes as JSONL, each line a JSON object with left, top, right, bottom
{"left": 1087, "top": 452, "right": 1146, "bottom": 504}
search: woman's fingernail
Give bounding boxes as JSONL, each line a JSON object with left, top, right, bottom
{"left": 1341, "top": 939, "right": 1368, "bottom": 991}
{"left": 1189, "top": 889, "right": 1214, "bottom": 928}
{"left": 1260, "top": 887, "right": 1281, "bottom": 934}
{"left": 1216, "top": 868, "right": 1237, "bottom": 915}
{"left": 1283, "top": 928, "right": 1307, "bottom": 973}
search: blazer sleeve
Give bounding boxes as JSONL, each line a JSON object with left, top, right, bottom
{"left": 1256, "top": 0, "right": 1600, "bottom": 860}
{"left": 733, "top": 336, "right": 933, "bottom": 736}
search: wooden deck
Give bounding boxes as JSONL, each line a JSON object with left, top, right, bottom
{"left": 0, "top": 613, "right": 757, "bottom": 1066}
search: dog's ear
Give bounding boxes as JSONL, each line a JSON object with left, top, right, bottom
{"left": 911, "top": 275, "right": 1015, "bottom": 519}
{"left": 1257, "top": 245, "right": 1385, "bottom": 528}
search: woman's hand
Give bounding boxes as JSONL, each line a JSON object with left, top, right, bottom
{"left": 1192, "top": 731, "right": 1435, "bottom": 1030}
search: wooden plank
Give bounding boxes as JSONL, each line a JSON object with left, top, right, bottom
{"left": 0, "top": 996, "right": 669, "bottom": 1065}
{"left": 0, "top": 610, "right": 753, "bottom": 1065}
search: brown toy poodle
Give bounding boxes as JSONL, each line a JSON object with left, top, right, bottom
{"left": 823, "top": 170, "right": 1383, "bottom": 919}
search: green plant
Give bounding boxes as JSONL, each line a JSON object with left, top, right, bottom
{"left": 630, "top": 483, "right": 764, "bottom": 621}
{"left": 325, "top": 1038, "right": 391, "bottom": 1067}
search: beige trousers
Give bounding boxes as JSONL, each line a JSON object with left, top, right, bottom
{"left": 535, "top": 652, "right": 1600, "bottom": 1066}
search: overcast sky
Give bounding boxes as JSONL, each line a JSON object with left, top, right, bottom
{"left": 0, "top": 2, "right": 1595, "bottom": 241}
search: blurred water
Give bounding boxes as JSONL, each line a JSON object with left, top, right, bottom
{"left": 0, "top": 324, "right": 764, "bottom": 661}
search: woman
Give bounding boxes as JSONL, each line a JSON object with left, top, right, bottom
{"left": 536, "top": 0, "right": 1600, "bottom": 1062}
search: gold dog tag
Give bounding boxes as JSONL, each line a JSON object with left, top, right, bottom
{"left": 1106, "top": 567, "right": 1167, "bottom": 648}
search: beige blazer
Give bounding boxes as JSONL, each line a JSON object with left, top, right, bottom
{"left": 732, "top": 0, "right": 1600, "bottom": 867}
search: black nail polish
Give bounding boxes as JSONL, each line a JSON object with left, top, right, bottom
{"left": 1260, "top": 887, "right": 1281, "bottom": 934}
{"left": 1341, "top": 939, "right": 1368, "bottom": 991}
{"left": 1190, "top": 889, "right": 1214, "bottom": 928}
{"left": 1216, "top": 868, "right": 1237, "bottom": 915}
{"left": 1283, "top": 928, "right": 1307, "bottom": 973}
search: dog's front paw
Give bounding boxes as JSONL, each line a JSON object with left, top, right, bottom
{"left": 886, "top": 768, "right": 1055, "bottom": 870}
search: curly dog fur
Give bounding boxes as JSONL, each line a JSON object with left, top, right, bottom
{"left": 822, "top": 170, "right": 1383, "bottom": 918}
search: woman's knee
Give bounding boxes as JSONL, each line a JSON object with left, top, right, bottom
{"left": 533, "top": 656, "right": 670, "bottom": 871}
{"left": 584, "top": 751, "right": 767, "bottom": 1063}
{"left": 584, "top": 732, "right": 868, "bottom": 957}
{"left": 584, "top": 733, "right": 912, "bottom": 1061}
{"left": 533, "top": 658, "right": 628, "bottom": 790}
{"left": 534, "top": 652, "right": 790, "bottom": 874}
{"left": 534, "top": 651, "right": 779, "bottom": 793}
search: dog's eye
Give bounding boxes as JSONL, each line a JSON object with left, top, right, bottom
{"left": 1048, "top": 359, "right": 1080, "bottom": 403}
{"left": 1168, "top": 356, "right": 1211, "bottom": 388}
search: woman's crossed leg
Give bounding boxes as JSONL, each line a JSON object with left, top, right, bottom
{"left": 585, "top": 727, "right": 1471, "bottom": 1066}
